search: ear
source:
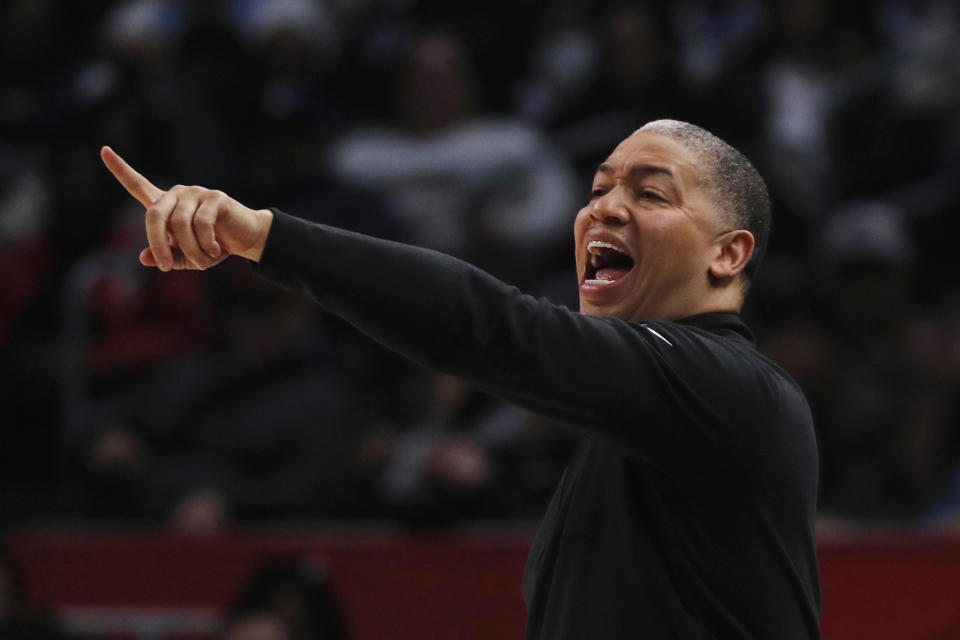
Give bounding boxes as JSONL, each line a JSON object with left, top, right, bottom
{"left": 708, "top": 230, "right": 755, "bottom": 281}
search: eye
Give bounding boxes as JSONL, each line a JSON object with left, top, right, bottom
{"left": 590, "top": 187, "right": 607, "bottom": 199}
{"left": 636, "top": 189, "right": 666, "bottom": 202}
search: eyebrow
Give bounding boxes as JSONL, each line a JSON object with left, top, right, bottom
{"left": 596, "top": 163, "right": 676, "bottom": 181}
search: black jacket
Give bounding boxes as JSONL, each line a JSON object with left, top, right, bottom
{"left": 255, "top": 210, "right": 822, "bottom": 639}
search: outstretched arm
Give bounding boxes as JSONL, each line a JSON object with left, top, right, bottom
{"left": 254, "top": 210, "right": 776, "bottom": 481}
{"left": 101, "top": 149, "right": 775, "bottom": 480}
{"left": 100, "top": 146, "right": 274, "bottom": 270}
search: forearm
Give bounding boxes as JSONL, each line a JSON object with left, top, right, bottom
{"left": 255, "top": 209, "right": 543, "bottom": 375}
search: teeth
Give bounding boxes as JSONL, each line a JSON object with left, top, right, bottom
{"left": 585, "top": 278, "right": 616, "bottom": 285}
{"left": 588, "top": 240, "right": 627, "bottom": 255}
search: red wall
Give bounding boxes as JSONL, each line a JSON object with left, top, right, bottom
{"left": 6, "top": 528, "right": 960, "bottom": 639}
{"left": 818, "top": 533, "right": 960, "bottom": 640}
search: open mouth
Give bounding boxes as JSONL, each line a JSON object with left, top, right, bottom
{"left": 584, "top": 240, "right": 636, "bottom": 285}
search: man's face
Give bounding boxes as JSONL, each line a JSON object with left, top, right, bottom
{"left": 574, "top": 131, "right": 727, "bottom": 321}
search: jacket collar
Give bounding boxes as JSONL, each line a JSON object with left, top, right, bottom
{"left": 676, "top": 311, "right": 754, "bottom": 343}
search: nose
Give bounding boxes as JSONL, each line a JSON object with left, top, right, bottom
{"left": 590, "top": 187, "right": 630, "bottom": 225}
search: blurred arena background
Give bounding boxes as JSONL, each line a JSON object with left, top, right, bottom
{"left": 1, "top": 0, "right": 959, "bottom": 638}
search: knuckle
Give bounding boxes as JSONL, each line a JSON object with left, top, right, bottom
{"left": 201, "top": 200, "right": 222, "bottom": 218}
{"left": 205, "top": 191, "right": 227, "bottom": 207}
{"left": 170, "top": 211, "right": 191, "bottom": 230}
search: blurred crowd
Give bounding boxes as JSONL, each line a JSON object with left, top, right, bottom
{"left": 2, "top": 0, "right": 960, "bottom": 532}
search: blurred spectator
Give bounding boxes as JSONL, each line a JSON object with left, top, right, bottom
{"left": 877, "top": 0, "right": 960, "bottom": 112}
{"left": 224, "top": 611, "right": 293, "bottom": 640}
{"left": 761, "top": 0, "right": 845, "bottom": 220}
{"left": 0, "top": 145, "right": 60, "bottom": 519}
{"left": 67, "top": 210, "right": 214, "bottom": 392}
{"left": 0, "top": 148, "right": 51, "bottom": 346}
{"left": 225, "top": 559, "right": 349, "bottom": 640}
{"left": 812, "top": 203, "right": 960, "bottom": 518}
{"left": 163, "top": 21, "right": 259, "bottom": 192}
{"left": 517, "top": 4, "right": 696, "bottom": 180}
{"left": 365, "top": 372, "right": 574, "bottom": 524}
{"left": 102, "top": 0, "right": 192, "bottom": 59}
{"left": 329, "top": 29, "right": 576, "bottom": 284}
{"left": 231, "top": 0, "right": 339, "bottom": 63}
{"left": 915, "top": 291, "right": 960, "bottom": 526}
{"left": 674, "top": 0, "right": 767, "bottom": 89}
{"left": 57, "top": 272, "right": 378, "bottom": 523}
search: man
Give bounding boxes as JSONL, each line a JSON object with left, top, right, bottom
{"left": 101, "top": 119, "right": 821, "bottom": 639}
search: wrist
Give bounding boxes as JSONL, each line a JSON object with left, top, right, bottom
{"left": 242, "top": 208, "right": 274, "bottom": 262}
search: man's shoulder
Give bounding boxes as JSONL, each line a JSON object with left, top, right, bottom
{"left": 636, "top": 313, "right": 811, "bottom": 421}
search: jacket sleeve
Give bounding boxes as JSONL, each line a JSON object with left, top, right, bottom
{"left": 254, "top": 210, "right": 782, "bottom": 480}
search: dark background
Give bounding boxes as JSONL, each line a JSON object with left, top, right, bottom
{"left": 3, "top": 0, "right": 960, "bottom": 534}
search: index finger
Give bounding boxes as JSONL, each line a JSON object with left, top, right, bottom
{"left": 100, "top": 146, "right": 164, "bottom": 207}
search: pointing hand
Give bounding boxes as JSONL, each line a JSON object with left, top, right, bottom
{"left": 100, "top": 146, "right": 273, "bottom": 271}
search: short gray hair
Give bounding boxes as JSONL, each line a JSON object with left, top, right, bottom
{"left": 638, "top": 119, "right": 771, "bottom": 281}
